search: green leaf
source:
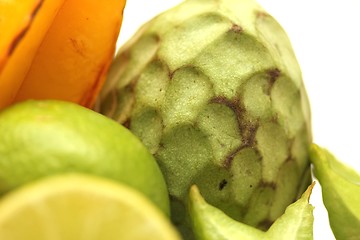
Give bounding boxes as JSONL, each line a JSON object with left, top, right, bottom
{"left": 310, "top": 143, "right": 360, "bottom": 240}
{"left": 188, "top": 184, "right": 314, "bottom": 240}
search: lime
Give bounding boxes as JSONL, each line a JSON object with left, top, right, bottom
{"left": 0, "top": 100, "right": 169, "bottom": 215}
{"left": 0, "top": 174, "right": 181, "bottom": 240}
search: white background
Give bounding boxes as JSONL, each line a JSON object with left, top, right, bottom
{"left": 116, "top": 1, "right": 360, "bottom": 239}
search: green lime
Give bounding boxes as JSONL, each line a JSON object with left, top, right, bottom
{"left": 0, "top": 174, "right": 181, "bottom": 240}
{"left": 0, "top": 100, "right": 169, "bottom": 215}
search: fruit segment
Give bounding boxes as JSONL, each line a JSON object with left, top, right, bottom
{"left": 0, "top": 0, "right": 64, "bottom": 109}
{"left": 0, "top": 0, "right": 126, "bottom": 110}
{"left": 188, "top": 185, "right": 265, "bottom": 240}
{"left": 188, "top": 184, "right": 314, "bottom": 240}
{"left": 265, "top": 183, "right": 314, "bottom": 240}
{"left": 14, "top": 0, "right": 126, "bottom": 108}
{"left": 310, "top": 144, "right": 360, "bottom": 240}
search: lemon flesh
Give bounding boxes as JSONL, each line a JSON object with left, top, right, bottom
{"left": 0, "top": 174, "right": 181, "bottom": 240}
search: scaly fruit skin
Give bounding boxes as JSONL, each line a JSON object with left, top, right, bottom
{"left": 97, "top": 0, "right": 312, "bottom": 238}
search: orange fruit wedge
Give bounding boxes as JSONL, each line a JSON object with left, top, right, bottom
{"left": 0, "top": 0, "right": 126, "bottom": 110}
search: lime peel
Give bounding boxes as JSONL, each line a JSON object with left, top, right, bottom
{"left": 0, "top": 100, "right": 170, "bottom": 215}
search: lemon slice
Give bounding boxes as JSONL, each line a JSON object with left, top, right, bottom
{"left": 0, "top": 174, "right": 181, "bottom": 240}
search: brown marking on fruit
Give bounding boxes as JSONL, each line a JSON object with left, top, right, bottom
{"left": 210, "top": 96, "right": 244, "bottom": 134}
{"left": 258, "top": 219, "right": 273, "bottom": 230}
{"left": 69, "top": 38, "right": 87, "bottom": 58}
{"left": 219, "top": 179, "right": 228, "bottom": 190}
{"left": 223, "top": 145, "right": 244, "bottom": 169}
{"left": 211, "top": 97, "right": 241, "bottom": 127}
{"left": 31, "top": 0, "right": 44, "bottom": 18}
{"left": 268, "top": 68, "right": 280, "bottom": 82}
{"left": 8, "top": 27, "right": 30, "bottom": 57}
{"left": 256, "top": 11, "right": 270, "bottom": 19}
{"left": 163, "top": 58, "right": 181, "bottom": 81}
{"left": 253, "top": 147, "right": 262, "bottom": 160}
{"left": 271, "top": 114, "right": 279, "bottom": 123}
{"left": 231, "top": 24, "right": 243, "bottom": 33}
{"left": 241, "top": 121, "right": 259, "bottom": 147}
{"left": 285, "top": 156, "right": 294, "bottom": 163}
{"left": 121, "top": 50, "right": 131, "bottom": 65}
{"left": 168, "top": 69, "right": 175, "bottom": 80}
{"left": 295, "top": 165, "right": 312, "bottom": 199}
{"left": 210, "top": 96, "right": 237, "bottom": 109}
{"left": 259, "top": 180, "right": 277, "bottom": 190}
{"left": 96, "top": 88, "right": 118, "bottom": 117}
{"left": 8, "top": 0, "right": 44, "bottom": 56}
{"left": 211, "top": 96, "right": 259, "bottom": 168}
{"left": 223, "top": 140, "right": 259, "bottom": 169}
{"left": 123, "top": 119, "right": 131, "bottom": 128}
{"left": 286, "top": 138, "right": 295, "bottom": 161}
{"left": 266, "top": 68, "right": 281, "bottom": 95}
{"left": 157, "top": 141, "right": 165, "bottom": 150}
{"left": 236, "top": 98, "right": 259, "bottom": 149}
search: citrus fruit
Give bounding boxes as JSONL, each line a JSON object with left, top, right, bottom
{"left": 0, "top": 174, "right": 181, "bottom": 240}
{"left": 0, "top": 100, "right": 169, "bottom": 215}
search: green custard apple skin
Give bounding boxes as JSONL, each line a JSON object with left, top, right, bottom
{"left": 97, "top": 0, "right": 312, "bottom": 237}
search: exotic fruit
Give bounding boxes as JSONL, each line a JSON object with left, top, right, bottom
{"left": 97, "top": 0, "right": 312, "bottom": 238}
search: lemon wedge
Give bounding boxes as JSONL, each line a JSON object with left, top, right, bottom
{"left": 0, "top": 174, "right": 181, "bottom": 240}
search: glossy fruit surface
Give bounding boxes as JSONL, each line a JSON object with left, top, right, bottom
{"left": 0, "top": 100, "right": 169, "bottom": 215}
{"left": 0, "top": 0, "right": 126, "bottom": 110}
